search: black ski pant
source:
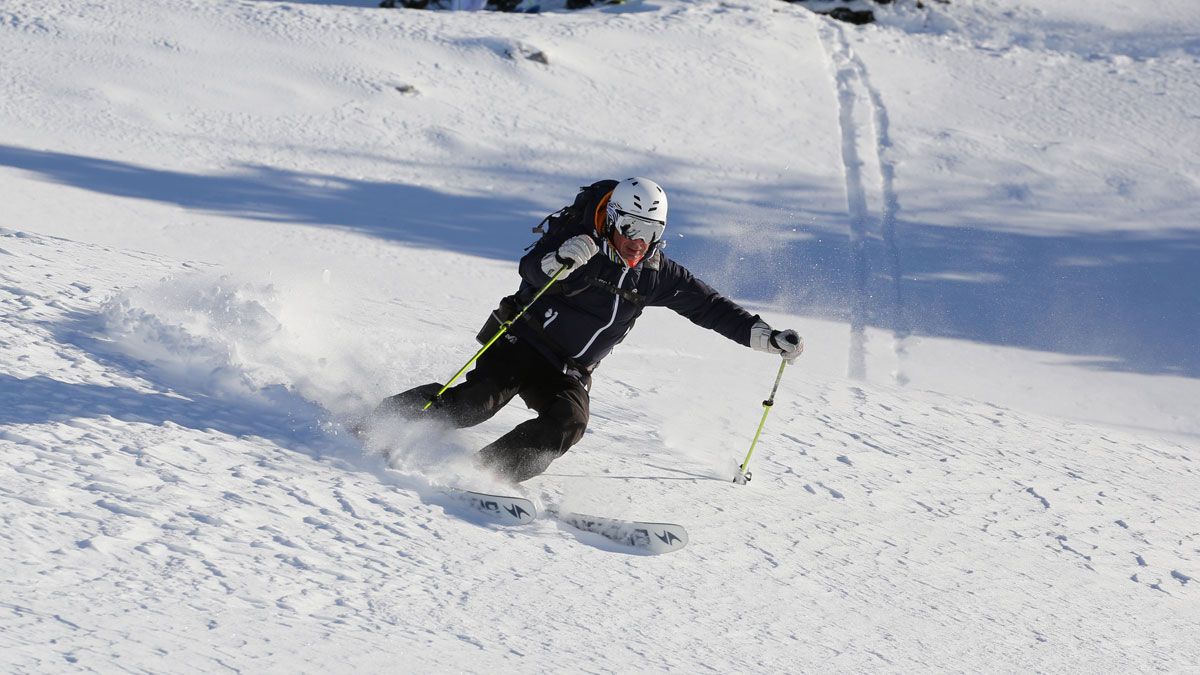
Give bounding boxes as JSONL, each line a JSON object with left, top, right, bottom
{"left": 375, "top": 337, "right": 589, "bottom": 483}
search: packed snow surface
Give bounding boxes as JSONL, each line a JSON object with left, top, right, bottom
{"left": 1, "top": 0, "right": 1198, "bottom": 671}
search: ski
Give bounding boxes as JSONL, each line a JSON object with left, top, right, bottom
{"left": 553, "top": 510, "right": 688, "bottom": 554}
{"left": 443, "top": 488, "right": 536, "bottom": 525}
{"left": 440, "top": 489, "right": 688, "bottom": 554}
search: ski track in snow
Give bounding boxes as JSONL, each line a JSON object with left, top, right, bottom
{"left": 821, "top": 19, "right": 872, "bottom": 382}
{"left": 3, "top": 229, "right": 1197, "bottom": 671}
{"left": 819, "top": 19, "right": 909, "bottom": 385}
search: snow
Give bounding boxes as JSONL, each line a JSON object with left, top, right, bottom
{"left": 2, "top": 0, "right": 1198, "bottom": 670}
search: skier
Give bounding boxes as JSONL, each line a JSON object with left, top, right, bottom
{"left": 374, "top": 177, "right": 804, "bottom": 483}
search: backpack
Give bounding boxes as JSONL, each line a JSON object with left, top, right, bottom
{"left": 525, "top": 180, "right": 618, "bottom": 251}
{"left": 476, "top": 181, "right": 617, "bottom": 347}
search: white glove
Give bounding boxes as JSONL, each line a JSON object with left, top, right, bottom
{"left": 750, "top": 320, "right": 804, "bottom": 362}
{"left": 541, "top": 234, "right": 599, "bottom": 278}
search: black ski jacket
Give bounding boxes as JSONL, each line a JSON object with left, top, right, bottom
{"left": 507, "top": 185, "right": 761, "bottom": 376}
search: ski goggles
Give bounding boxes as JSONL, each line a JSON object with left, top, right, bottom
{"left": 610, "top": 209, "right": 666, "bottom": 244}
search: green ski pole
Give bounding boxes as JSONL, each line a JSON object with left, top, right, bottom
{"left": 422, "top": 264, "right": 568, "bottom": 411}
{"left": 733, "top": 357, "right": 788, "bottom": 485}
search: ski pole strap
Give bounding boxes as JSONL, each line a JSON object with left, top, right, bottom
{"left": 422, "top": 265, "right": 568, "bottom": 411}
{"left": 736, "top": 358, "right": 788, "bottom": 479}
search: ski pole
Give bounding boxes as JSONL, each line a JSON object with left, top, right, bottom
{"left": 733, "top": 357, "right": 788, "bottom": 484}
{"left": 422, "top": 264, "right": 568, "bottom": 411}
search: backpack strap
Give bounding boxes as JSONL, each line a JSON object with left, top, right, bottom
{"left": 525, "top": 206, "right": 571, "bottom": 252}
{"left": 583, "top": 276, "right": 647, "bottom": 307}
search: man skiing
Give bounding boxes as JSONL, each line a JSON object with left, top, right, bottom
{"left": 375, "top": 177, "right": 804, "bottom": 483}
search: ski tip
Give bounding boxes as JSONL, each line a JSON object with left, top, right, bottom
{"left": 642, "top": 524, "right": 688, "bottom": 554}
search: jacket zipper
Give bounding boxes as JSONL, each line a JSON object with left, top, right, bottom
{"left": 572, "top": 267, "right": 629, "bottom": 359}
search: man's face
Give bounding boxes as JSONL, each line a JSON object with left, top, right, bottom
{"left": 612, "top": 230, "right": 650, "bottom": 266}
{"left": 607, "top": 206, "right": 665, "bottom": 267}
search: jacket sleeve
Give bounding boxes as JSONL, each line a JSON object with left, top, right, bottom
{"left": 649, "top": 258, "right": 761, "bottom": 346}
{"left": 519, "top": 234, "right": 559, "bottom": 288}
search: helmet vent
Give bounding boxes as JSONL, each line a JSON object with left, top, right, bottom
{"left": 612, "top": 176, "right": 668, "bottom": 226}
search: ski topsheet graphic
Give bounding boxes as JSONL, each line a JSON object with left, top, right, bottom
{"left": 444, "top": 488, "right": 537, "bottom": 525}
{"left": 442, "top": 489, "right": 687, "bottom": 553}
{"left": 555, "top": 511, "right": 688, "bottom": 554}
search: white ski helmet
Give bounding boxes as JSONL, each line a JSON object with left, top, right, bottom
{"left": 605, "top": 177, "right": 668, "bottom": 246}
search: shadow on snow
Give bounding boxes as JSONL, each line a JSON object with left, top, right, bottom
{"left": 0, "top": 143, "right": 543, "bottom": 261}
{"left": 712, "top": 220, "right": 1200, "bottom": 378}
{"left": 3, "top": 143, "right": 1197, "bottom": 378}
{"left": 0, "top": 372, "right": 326, "bottom": 450}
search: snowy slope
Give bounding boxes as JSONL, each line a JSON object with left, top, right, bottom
{"left": 4, "top": 226, "right": 1198, "bottom": 671}
{"left": 2, "top": 0, "right": 1199, "bottom": 671}
{"left": 4, "top": 0, "right": 1198, "bottom": 432}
